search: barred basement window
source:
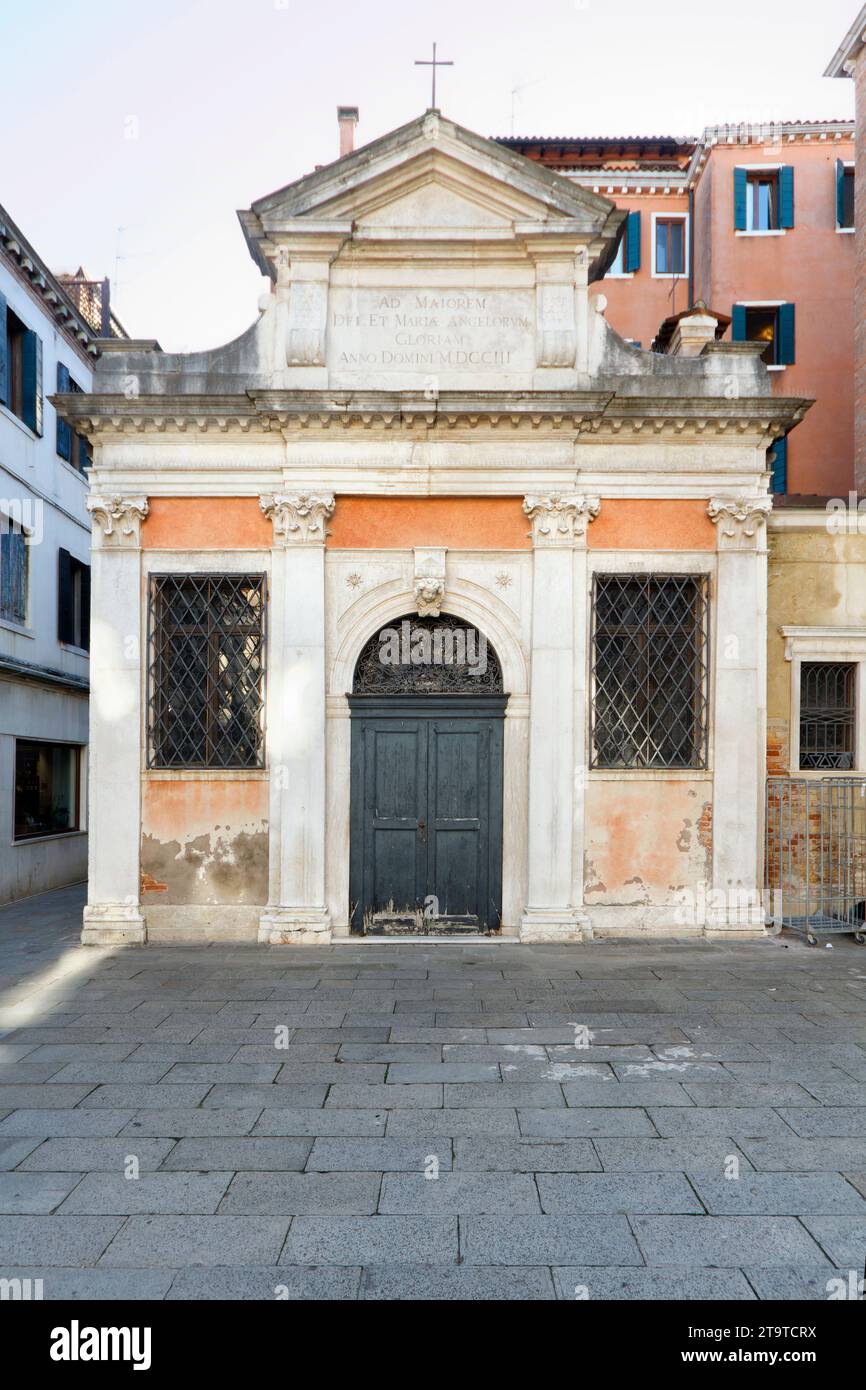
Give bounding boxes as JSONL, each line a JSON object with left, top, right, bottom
{"left": 591, "top": 574, "right": 710, "bottom": 770}
{"left": 799, "top": 662, "right": 856, "bottom": 771}
{"left": 147, "top": 573, "right": 266, "bottom": 769}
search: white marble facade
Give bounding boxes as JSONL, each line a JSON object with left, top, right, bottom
{"left": 67, "top": 113, "right": 810, "bottom": 944}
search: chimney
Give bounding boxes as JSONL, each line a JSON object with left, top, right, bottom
{"left": 338, "top": 106, "right": 359, "bottom": 158}
{"left": 667, "top": 301, "right": 720, "bottom": 357}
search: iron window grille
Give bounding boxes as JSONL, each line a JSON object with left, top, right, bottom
{"left": 147, "top": 573, "right": 266, "bottom": 769}
{"left": 799, "top": 662, "right": 856, "bottom": 771}
{"left": 590, "top": 573, "right": 710, "bottom": 770}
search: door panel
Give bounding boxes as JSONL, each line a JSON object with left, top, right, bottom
{"left": 429, "top": 723, "right": 484, "bottom": 924}
{"left": 350, "top": 701, "right": 504, "bottom": 934}
{"left": 359, "top": 722, "right": 426, "bottom": 929}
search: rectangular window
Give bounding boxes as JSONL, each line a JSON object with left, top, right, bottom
{"left": 2, "top": 309, "right": 42, "bottom": 433}
{"left": 147, "top": 573, "right": 267, "bottom": 769}
{"left": 56, "top": 365, "right": 88, "bottom": 468}
{"left": 591, "top": 574, "right": 710, "bottom": 770}
{"left": 840, "top": 165, "right": 855, "bottom": 229}
{"left": 58, "top": 549, "right": 90, "bottom": 650}
{"left": 746, "top": 171, "right": 779, "bottom": 230}
{"left": 0, "top": 513, "right": 28, "bottom": 625}
{"left": 14, "top": 740, "right": 81, "bottom": 840}
{"left": 745, "top": 306, "right": 781, "bottom": 365}
{"left": 654, "top": 217, "right": 686, "bottom": 276}
{"left": 799, "top": 662, "right": 856, "bottom": 770}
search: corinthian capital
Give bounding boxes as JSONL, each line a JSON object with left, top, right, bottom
{"left": 523, "top": 493, "right": 600, "bottom": 546}
{"left": 260, "top": 493, "right": 335, "bottom": 545}
{"left": 87, "top": 495, "right": 149, "bottom": 547}
{"left": 707, "top": 494, "right": 773, "bottom": 547}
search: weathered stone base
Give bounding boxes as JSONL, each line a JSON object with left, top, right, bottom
{"left": 519, "top": 909, "right": 592, "bottom": 943}
{"left": 81, "top": 905, "right": 146, "bottom": 945}
{"left": 258, "top": 908, "right": 332, "bottom": 945}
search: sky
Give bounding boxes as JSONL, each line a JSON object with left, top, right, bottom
{"left": 0, "top": 0, "right": 858, "bottom": 351}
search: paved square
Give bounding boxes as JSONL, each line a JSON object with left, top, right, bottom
{"left": 0, "top": 885, "right": 865, "bottom": 1300}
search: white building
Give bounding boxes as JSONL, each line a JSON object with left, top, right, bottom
{"left": 0, "top": 206, "right": 116, "bottom": 903}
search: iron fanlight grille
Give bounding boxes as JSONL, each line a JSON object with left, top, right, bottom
{"left": 799, "top": 662, "right": 856, "bottom": 771}
{"left": 147, "top": 573, "right": 266, "bottom": 769}
{"left": 352, "top": 614, "right": 503, "bottom": 694}
{"left": 591, "top": 573, "right": 709, "bottom": 770}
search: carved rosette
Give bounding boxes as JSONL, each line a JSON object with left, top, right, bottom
{"left": 260, "top": 493, "right": 335, "bottom": 545}
{"left": 707, "top": 495, "right": 773, "bottom": 548}
{"left": 523, "top": 493, "right": 601, "bottom": 546}
{"left": 87, "top": 495, "right": 149, "bottom": 547}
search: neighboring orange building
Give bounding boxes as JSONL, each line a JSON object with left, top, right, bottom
{"left": 499, "top": 122, "right": 855, "bottom": 497}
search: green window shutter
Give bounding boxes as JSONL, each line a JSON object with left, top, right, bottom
{"left": 836, "top": 158, "right": 847, "bottom": 227}
{"left": 734, "top": 168, "right": 748, "bottom": 230}
{"left": 731, "top": 304, "right": 747, "bottom": 341}
{"left": 58, "top": 547, "right": 74, "bottom": 644}
{"left": 0, "top": 290, "right": 7, "bottom": 407}
{"left": 625, "top": 211, "right": 641, "bottom": 272}
{"left": 22, "top": 330, "right": 42, "bottom": 435}
{"left": 777, "top": 302, "right": 796, "bottom": 364}
{"left": 81, "top": 562, "right": 91, "bottom": 652}
{"left": 769, "top": 435, "right": 787, "bottom": 494}
{"left": 56, "top": 363, "right": 72, "bottom": 460}
{"left": 779, "top": 165, "right": 795, "bottom": 229}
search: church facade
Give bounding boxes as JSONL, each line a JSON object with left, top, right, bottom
{"left": 60, "top": 113, "right": 809, "bottom": 946}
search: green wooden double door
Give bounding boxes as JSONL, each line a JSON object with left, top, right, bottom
{"left": 349, "top": 696, "right": 507, "bottom": 934}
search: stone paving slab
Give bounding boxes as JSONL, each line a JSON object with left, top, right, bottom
{"left": 281, "top": 1216, "right": 458, "bottom": 1265}
{"left": 21, "top": 1138, "right": 177, "bottom": 1171}
{"left": 0, "top": 1267, "right": 176, "bottom": 1299}
{"left": 99, "top": 1215, "right": 291, "bottom": 1267}
{"left": 0, "top": 1171, "right": 82, "bottom": 1214}
{"left": 631, "top": 1215, "right": 831, "bottom": 1266}
{"left": 218, "top": 1172, "right": 382, "bottom": 1215}
{"left": 378, "top": 1172, "right": 540, "bottom": 1214}
{"left": 307, "top": 1138, "right": 453, "bottom": 1172}
{"left": 688, "top": 1172, "right": 866, "bottom": 1215}
{"left": 166, "top": 1265, "right": 361, "bottom": 1299}
{"left": 551, "top": 1267, "right": 756, "bottom": 1300}
{"left": 536, "top": 1173, "right": 703, "bottom": 1214}
{"left": 459, "top": 1214, "right": 641, "bottom": 1265}
{"left": 58, "top": 1172, "right": 233, "bottom": 1215}
{"left": 359, "top": 1263, "right": 555, "bottom": 1299}
{"left": 160, "top": 1138, "right": 312, "bottom": 1171}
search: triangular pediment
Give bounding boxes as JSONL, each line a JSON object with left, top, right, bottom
{"left": 240, "top": 111, "right": 623, "bottom": 278}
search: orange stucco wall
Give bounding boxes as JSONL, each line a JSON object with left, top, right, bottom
{"left": 326, "top": 496, "right": 532, "bottom": 549}
{"left": 589, "top": 499, "right": 715, "bottom": 550}
{"left": 585, "top": 780, "right": 713, "bottom": 904}
{"left": 694, "top": 141, "right": 855, "bottom": 496}
{"left": 590, "top": 192, "right": 691, "bottom": 350}
{"left": 141, "top": 779, "right": 269, "bottom": 905}
{"left": 142, "top": 497, "right": 272, "bottom": 549}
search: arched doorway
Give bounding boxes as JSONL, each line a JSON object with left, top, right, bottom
{"left": 349, "top": 613, "right": 508, "bottom": 934}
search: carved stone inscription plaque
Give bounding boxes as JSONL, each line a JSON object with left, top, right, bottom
{"left": 328, "top": 287, "right": 536, "bottom": 380}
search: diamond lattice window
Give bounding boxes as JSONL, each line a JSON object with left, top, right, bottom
{"left": 799, "top": 662, "right": 856, "bottom": 771}
{"left": 147, "top": 574, "right": 266, "bottom": 769}
{"left": 591, "top": 574, "right": 710, "bottom": 770}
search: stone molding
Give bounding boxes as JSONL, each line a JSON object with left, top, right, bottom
{"left": 86, "top": 495, "right": 149, "bottom": 546}
{"left": 260, "top": 493, "right": 335, "bottom": 545}
{"left": 523, "top": 493, "right": 600, "bottom": 546}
